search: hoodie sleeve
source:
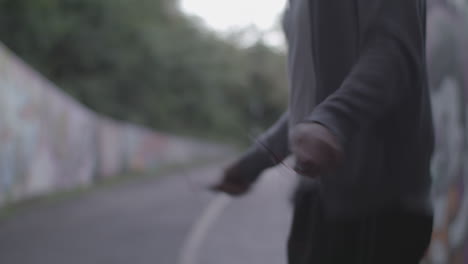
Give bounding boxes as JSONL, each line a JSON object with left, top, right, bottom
{"left": 235, "top": 112, "right": 290, "bottom": 184}
{"left": 307, "top": 0, "right": 425, "bottom": 145}
{"left": 254, "top": 111, "right": 291, "bottom": 164}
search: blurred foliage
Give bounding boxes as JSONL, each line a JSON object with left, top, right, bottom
{"left": 0, "top": 0, "right": 287, "bottom": 142}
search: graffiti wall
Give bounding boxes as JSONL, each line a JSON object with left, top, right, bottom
{"left": 0, "top": 43, "right": 226, "bottom": 208}
{"left": 427, "top": 0, "right": 468, "bottom": 263}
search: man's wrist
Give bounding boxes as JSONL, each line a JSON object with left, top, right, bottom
{"left": 234, "top": 146, "right": 276, "bottom": 184}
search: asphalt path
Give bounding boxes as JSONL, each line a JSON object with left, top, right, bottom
{"left": 0, "top": 163, "right": 297, "bottom": 264}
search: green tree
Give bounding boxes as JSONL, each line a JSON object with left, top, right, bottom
{"left": 0, "top": 0, "right": 288, "bottom": 143}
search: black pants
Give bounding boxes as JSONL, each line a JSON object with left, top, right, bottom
{"left": 287, "top": 186, "right": 433, "bottom": 264}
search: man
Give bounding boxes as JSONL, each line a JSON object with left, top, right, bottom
{"left": 212, "top": 0, "right": 434, "bottom": 263}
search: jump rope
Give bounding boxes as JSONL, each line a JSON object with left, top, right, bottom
{"left": 177, "top": 131, "right": 380, "bottom": 263}
{"left": 177, "top": 134, "right": 297, "bottom": 264}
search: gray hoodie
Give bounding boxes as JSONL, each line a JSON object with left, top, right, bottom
{"left": 255, "top": 0, "right": 433, "bottom": 218}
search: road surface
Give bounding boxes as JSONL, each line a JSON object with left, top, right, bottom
{"left": 0, "top": 163, "right": 297, "bottom": 264}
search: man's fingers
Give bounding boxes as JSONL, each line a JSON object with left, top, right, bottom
{"left": 294, "top": 159, "right": 321, "bottom": 178}
{"left": 290, "top": 123, "right": 344, "bottom": 178}
{"left": 292, "top": 145, "right": 323, "bottom": 177}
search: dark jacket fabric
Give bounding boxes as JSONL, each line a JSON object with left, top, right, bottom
{"left": 304, "top": 0, "right": 434, "bottom": 217}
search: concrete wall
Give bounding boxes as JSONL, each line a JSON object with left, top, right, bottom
{"left": 426, "top": 1, "right": 468, "bottom": 263}
{"left": 0, "top": 43, "right": 226, "bottom": 207}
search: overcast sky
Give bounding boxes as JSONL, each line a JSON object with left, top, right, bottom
{"left": 179, "top": 0, "right": 287, "bottom": 46}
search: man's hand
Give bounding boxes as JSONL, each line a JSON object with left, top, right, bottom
{"left": 210, "top": 163, "right": 252, "bottom": 197}
{"left": 290, "top": 123, "right": 344, "bottom": 178}
{"left": 210, "top": 148, "right": 271, "bottom": 196}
